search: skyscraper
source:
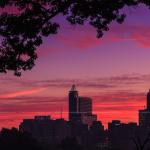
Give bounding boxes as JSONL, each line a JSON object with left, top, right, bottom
{"left": 78, "top": 97, "right": 92, "bottom": 115}
{"left": 78, "top": 96, "right": 97, "bottom": 127}
{"left": 139, "top": 90, "right": 150, "bottom": 128}
{"left": 68, "top": 85, "right": 79, "bottom": 122}
{"left": 68, "top": 85, "right": 97, "bottom": 126}
{"left": 147, "top": 89, "right": 150, "bottom": 109}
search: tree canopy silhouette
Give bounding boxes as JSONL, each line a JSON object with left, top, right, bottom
{"left": 0, "top": 0, "right": 150, "bottom": 76}
{"left": 61, "top": 137, "right": 82, "bottom": 150}
{"left": 0, "top": 128, "right": 44, "bottom": 150}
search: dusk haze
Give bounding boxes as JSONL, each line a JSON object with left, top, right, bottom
{"left": 1, "top": 1, "right": 150, "bottom": 150}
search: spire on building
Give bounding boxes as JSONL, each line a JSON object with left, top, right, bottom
{"left": 147, "top": 89, "right": 150, "bottom": 110}
{"left": 70, "top": 84, "right": 77, "bottom": 91}
{"left": 69, "top": 84, "right": 78, "bottom": 122}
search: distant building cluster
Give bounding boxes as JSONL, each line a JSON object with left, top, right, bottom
{"left": 69, "top": 85, "right": 97, "bottom": 127}
{"left": 139, "top": 89, "right": 150, "bottom": 127}
{"left": 19, "top": 86, "right": 150, "bottom": 150}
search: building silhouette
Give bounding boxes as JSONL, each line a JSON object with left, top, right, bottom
{"left": 68, "top": 85, "right": 97, "bottom": 127}
{"left": 139, "top": 89, "right": 150, "bottom": 128}
{"left": 108, "top": 120, "right": 138, "bottom": 150}
{"left": 78, "top": 97, "right": 92, "bottom": 115}
{"left": 19, "top": 116, "right": 71, "bottom": 144}
{"left": 68, "top": 85, "right": 79, "bottom": 122}
{"left": 78, "top": 96, "right": 97, "bottom": 127}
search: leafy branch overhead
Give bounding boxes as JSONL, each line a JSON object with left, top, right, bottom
{"left": 0, "top": 0, "right": 149, "bottom": 76}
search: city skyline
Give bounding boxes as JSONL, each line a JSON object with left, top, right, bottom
{"left": 15, "top": 87, "right": 150, "bottom": 150}
{"left": 1, "top": 4, "right": 150, "bottom": 129}
{"left": 0, "top": 82, "right": 149, "bottom": 129}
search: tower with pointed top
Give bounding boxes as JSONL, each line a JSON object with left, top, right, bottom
{"left": 139, "top": 89, "right": 150, "bottom": 128}
{"left": 68, "top": 85, "right": 79, "bottom": 122}
{"left": 147, "top": 89, "right": 150, "bottom": 109}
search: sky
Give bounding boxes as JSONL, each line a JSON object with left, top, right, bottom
{"left": 1, "top": 4, "right": 150, "bottom": 128}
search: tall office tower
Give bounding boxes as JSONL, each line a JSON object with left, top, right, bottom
{"left": 78, "top": 96, "right": 97, "bottom": 127}
{"left": 147, "top": 90, "right": 150, "bottom": 109}
{"left": 78, "top": 97, "right": 92, "bottom": 115}
{"left": 68, "top": 85, "right": 79, "bottom": 122}
{"left": 139, "top": 90, "right": 150, "bottom": 128}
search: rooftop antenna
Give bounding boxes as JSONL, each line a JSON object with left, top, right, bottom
{"left": 71, "top": 84, "right": 76, "bottom": 91}
{"left": 60, "top": 108, "right": 63, "bottom": 119}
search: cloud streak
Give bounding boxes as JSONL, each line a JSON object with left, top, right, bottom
{"left": 1, "top": 73, "right": 150, "bottom": 94}
{"left": 0, "top": 88, "right": 46, "bottom": 98}
{"left": 0, "top": 73, "right": 149, "bottom": 128}
{"left": 52, "top": 23, "right": 150, "bottom": 50}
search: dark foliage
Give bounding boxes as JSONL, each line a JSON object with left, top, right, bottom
{"left": 61, "top": 137, "right": 82, "bottom": 150}
{"left": 0, "top": 0, "right": 150, "bottom": 76}
{"left": 0, "top": 128, "right": 43, "bottom": 150}
{"left": 0, "top": 128, "right": 83, "bottom": 150}
{"left": 132, "top": 131, "right": 150, "bottom": 150}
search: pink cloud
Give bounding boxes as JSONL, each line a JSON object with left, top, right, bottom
{"left": 110, "top": 25, "right": 150, "bottom": 48}
{"left": 53, "top": 24, "right": 150, "bottom": 50}
{"left": 132, "top": 31, "right": 150, "bottom": 48}
{"left": 0, "top": 88, "right": 46, "bottom": 98}
{"left": 57, "top": 33, "right": 101, "bottom": 49}
{"left": 18, "top": 22, "right": 150, "bottom": 58}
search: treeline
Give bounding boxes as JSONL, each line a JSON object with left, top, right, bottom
{"left": 0, "top": 128, "right": 84, "bottom": 150}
